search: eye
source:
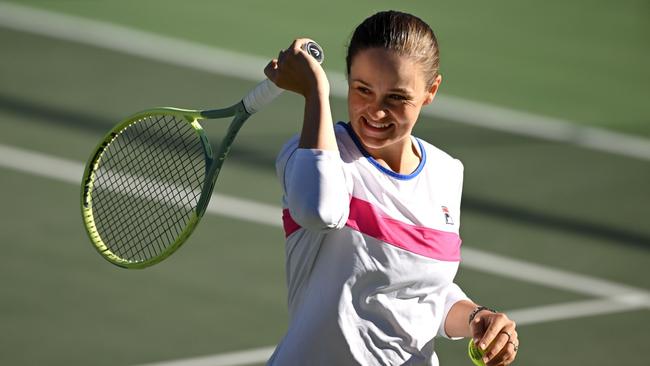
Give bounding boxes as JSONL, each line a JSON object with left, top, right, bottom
{"left": 356, "top": 86, "right": 371, "bottom": 95}
{"left": 389, "top": 94, "right": 407, "bottom": 101}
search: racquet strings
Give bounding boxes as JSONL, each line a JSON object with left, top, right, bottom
{"left": 90, "top": 114, "right": 206, "bottom": 262}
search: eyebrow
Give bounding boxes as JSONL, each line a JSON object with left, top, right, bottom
{"left": 351, "top": 79, "right": 414, "bottom": 95}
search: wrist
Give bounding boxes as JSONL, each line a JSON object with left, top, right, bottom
{"left": 304, "top": 78, "right": 330, "bottom": 100}
{"left": 468, "top": 305, "right": 496, "bottom": 324}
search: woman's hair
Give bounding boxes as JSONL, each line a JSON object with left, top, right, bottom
{"left": 346, "top": 10, "right": 440, "bottom": 88}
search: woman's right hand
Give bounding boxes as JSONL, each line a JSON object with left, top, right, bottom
{"left": 264, "top": 38, "right": 329, "bottom": 99}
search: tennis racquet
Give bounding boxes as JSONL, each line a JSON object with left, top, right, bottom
{"left": 81, "top": 41, "right": 324, "bottom": 269}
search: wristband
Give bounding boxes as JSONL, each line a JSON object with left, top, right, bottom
{"left": 468, "top": 306, "right": 496, "bottom": 324}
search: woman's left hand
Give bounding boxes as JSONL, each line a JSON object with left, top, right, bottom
{"left": 470, "top": 310, "right": 519, "bottom": 366}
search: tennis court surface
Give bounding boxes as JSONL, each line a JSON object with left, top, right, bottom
{"left": 0, "top": 2, "right": 648, "bottom": 365}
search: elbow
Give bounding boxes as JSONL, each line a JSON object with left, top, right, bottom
{"left": 289, "top": 198, "right": 349, "bottom": 232}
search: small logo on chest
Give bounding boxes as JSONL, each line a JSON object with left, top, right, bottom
{"left": 441, "top": 206, "right": 454, "bottom": 225}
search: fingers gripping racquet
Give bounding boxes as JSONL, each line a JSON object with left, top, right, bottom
{"left": 81, "top": 41, "right": 323, "bottom": 269}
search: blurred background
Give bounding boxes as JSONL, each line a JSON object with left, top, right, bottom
{"left": 0, "top": 1, "right": 648, "bottom": 365}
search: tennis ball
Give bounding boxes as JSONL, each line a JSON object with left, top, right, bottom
{"left": 468, "top": 339, "right": 486, "bottom": 366}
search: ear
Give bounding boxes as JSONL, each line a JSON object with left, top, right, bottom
{"left": 423, "top": 74, "right": 443, "bottom": 106}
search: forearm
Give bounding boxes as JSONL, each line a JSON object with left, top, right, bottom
{"left": 298, "top": 85, "right": 337, "bottom": 151}
{"left": 444, "top": 299, "right": 478, "bottom": 338}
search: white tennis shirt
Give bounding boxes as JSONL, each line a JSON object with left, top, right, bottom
{"left": 267, "top": 122, "right": 469, "bottom": 366}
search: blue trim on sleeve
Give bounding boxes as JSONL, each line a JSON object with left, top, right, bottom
{"left": 338, "top": 122, "right": 426, "bottom": 180}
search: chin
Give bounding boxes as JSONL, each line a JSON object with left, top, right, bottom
{"left": 354, "top": 130, "right": 394, "bottom": 152}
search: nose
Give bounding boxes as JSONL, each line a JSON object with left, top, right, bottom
{"left": 367, "top": 99, "right": 387, "bottom": 120}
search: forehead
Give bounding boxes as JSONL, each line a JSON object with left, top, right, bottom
{"left": 349, "top": 48, "right": 426, "bottom": 91}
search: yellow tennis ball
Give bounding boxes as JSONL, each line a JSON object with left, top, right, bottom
{"left": 468, "top": 339, "right": 486, "bottom": 366}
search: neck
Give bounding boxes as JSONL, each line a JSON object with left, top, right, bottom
{"left": 366, "top": 137, "right": 421, "bottom": 175}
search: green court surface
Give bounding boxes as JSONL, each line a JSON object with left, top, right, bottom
{"left": 0, "top": 2, "right": 648, "bottom": 366}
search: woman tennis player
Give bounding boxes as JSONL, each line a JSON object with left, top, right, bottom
{"left": 264, "top": 10, "right": 519, "bottom": 366}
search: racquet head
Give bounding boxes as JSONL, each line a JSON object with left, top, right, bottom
{"left": 81, "top": 108, "right": 215, "bottom": 268}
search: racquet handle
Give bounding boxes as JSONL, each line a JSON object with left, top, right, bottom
{"left": 242, "top": 41, "right": 324, "bottom": 115}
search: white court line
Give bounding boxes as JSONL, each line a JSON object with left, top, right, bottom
{"left": 1, "top": 1, "right": 649, "bottom": 161}
{"left": 461, "top": 249, "right": 650, "bottom": 300}
{"left": 0, "top": 144, "right": 280, "bottom": 227}
{"left": 134, "top": 347, "right": 276, "bottom": 366}
{"left": 507, "top": 292, "right": 650, "bottom": 326}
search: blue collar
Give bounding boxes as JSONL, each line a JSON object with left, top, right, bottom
{"left": 339, "top": 122, "right": 426, "bottom": 180}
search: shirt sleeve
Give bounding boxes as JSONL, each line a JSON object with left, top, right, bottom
{"left": 276, "top": 137, "right": 350, "bottom": 232}
{"left": 437, "top": 282, "right": 471, "bottom": 339}
{"left": 450, "top": 158, "right": 464, "bottom": 230}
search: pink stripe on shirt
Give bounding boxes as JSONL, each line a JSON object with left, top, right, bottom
{"left": 282, "top": 197, "right": 462, "bottom": 262}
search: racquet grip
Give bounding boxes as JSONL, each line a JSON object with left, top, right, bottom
{"left": 242, "top": 79, "right": 283, "bottom": 115}
{"left": 242, "top": 41, "right": 324, "bottom": 115}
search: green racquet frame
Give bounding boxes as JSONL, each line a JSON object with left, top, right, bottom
{"left": 81, "top": 103, "right": 250, "bottom": 268}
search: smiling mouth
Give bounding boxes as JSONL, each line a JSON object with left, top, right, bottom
{"left": 362, "top": 116, "right": 392, "bottom": 130}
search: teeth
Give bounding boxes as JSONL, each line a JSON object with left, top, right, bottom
{"left": 367, "top": 120, "right": 390, "bottom": 129}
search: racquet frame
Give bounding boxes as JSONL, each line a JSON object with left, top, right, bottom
{"left": 81, "top": 103, "right": 251, "bottom": 269}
